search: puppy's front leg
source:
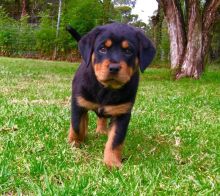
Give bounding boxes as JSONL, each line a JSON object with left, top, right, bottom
{"left": 69, "top": 100, "right": 88, "bottom": 147}
{"left": 96, "top": 117, "right": 108, "bottom": 135}
{"left": 104, "top": 114, "right": 131, "bottom": 168}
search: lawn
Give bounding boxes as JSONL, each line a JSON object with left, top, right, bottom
{"left": 0, "top": 57, "right": 220, "bottom": 195}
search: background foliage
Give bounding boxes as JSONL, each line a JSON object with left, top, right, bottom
{"left": 0, "top": 0, "right": 219, "bottom": 63}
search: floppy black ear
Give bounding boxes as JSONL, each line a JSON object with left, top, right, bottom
{"left": 78, "top": 27, "right": 101, "bottom": 66}
{"left": 137, "top": 31, "right": 156, "bottom": 72}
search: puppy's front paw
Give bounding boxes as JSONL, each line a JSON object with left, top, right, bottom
{"left": 104, "top": 156, "right": 122, "bottom": 168}
{"left": 104, "top": 148, "right": 122, "bottom": 168}
{"left": 96, "top": 117, "right": 108, "bottom": 135}
{"left": 96, "top": 127, "right": 108, "bottom": 135}
{"left": 68, "top": 127, "right": 82, "bottom": 148}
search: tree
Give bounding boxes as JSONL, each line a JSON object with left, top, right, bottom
{"left": 113, "top": 0, "right": 145, "bottom": 26}
{"left": 53, "top": 0, "right": 62, "bottom": 60}
{"left": 159, "top": 0, "right": 220, "bottom": 79}
{"left": 151, "top": 2, "right": 164, "bottom": 61}
{"left": 102, "top": 0, "right": 114, "bottom": 23}
{"left": 210, "top": 8, "right": 220, "bottom": 61}
{"left": 113, "top": 0, "right": 136, "bottom": 7}
{"left": 0, "top": 0, "right": 20, "bottom": 19}
{"left": 64, "top": 0, "right": 103, "bottom": 34}
{"left": 21, "top": 0, "right": 27, "bottom": 17}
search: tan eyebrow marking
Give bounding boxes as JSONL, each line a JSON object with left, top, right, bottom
{"left": 104, "top": 39, "right": 112, "bottom": 47}
{"left": 121, "top": 40, "right": 129, "bottom": 49}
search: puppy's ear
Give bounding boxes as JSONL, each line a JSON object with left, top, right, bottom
{"left": 79, "top": 27, "right": 101, "bottom": 66}
{"left": 137, "top": 31, "right": 156, "bottom": 72}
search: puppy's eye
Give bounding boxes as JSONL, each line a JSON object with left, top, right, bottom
{"left": 99, "top": 47, "right": 107, "bottom": 54}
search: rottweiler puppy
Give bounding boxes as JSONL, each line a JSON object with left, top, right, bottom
{"left": 67, "top": 22, "right": 155, "bottom": 167}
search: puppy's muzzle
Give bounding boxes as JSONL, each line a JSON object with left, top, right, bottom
{"left": 109, "top": 63, "right": 121, "bottom": 74}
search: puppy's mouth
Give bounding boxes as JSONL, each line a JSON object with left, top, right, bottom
{"left": 100, "top": 78, "right": 124, "bottom": 89}
{"left": 105, "top": 78, "right": 118, "bottom": 82}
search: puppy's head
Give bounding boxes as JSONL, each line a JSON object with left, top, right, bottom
{"left": 79, "top": 23, "right": 155, "bottom": 89}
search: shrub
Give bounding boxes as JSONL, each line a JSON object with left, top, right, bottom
{"left": 35, "top": 12, "right": 56, "bottom": 55}
{"left": 0, "top": 8, "right": 18, "bottom": 55}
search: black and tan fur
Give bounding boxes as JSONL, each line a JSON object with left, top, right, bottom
{"left": 67, "top": 22, "right": 155, "bottom": 167}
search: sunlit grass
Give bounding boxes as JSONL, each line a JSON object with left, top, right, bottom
{"left": 0, "top": 57, "right": 220, "bottom": 194}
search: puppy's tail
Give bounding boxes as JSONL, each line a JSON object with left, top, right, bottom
{"left": 66, "top": 25, "right": 81, "bottom": 42}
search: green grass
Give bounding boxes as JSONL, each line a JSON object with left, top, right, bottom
{"left": 0, "top": 57, "right": 220, "bottom": 195}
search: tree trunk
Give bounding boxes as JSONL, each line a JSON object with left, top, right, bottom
{"left": 151, "top": 2, "right": 164, "bottom": 60}
{"left": 160, "top": 0, "right": 220, "bottom": 79}
{"left": 202, "top": 0, "right": 220, "bottom": 58}
{"left": 160, "top": 0, "right": 186, "bottom": 70}
{"left": 53, "top": 0, "right": 62, "bottom": 60}
{"left": 177, "top": 0, "right": 203, "bottom": 79}
{"left": 177, "top": 0, "right": 220, "bottom": 79}
{"left": 21, "top": 0, "right": 27, "bottom": 17}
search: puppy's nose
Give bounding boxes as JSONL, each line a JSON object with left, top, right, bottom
{"left": 109, "top": 63, "right": 121, "bottom": 74}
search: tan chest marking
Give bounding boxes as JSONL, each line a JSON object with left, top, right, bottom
{"left": 76, "top": 96, "right": 132, "bottom": 116}
{"left": 104, "top": 102, "right": 132, "bottom": 116}
{"left": 77, "top": 96, "right": 99, "bottom": 110}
